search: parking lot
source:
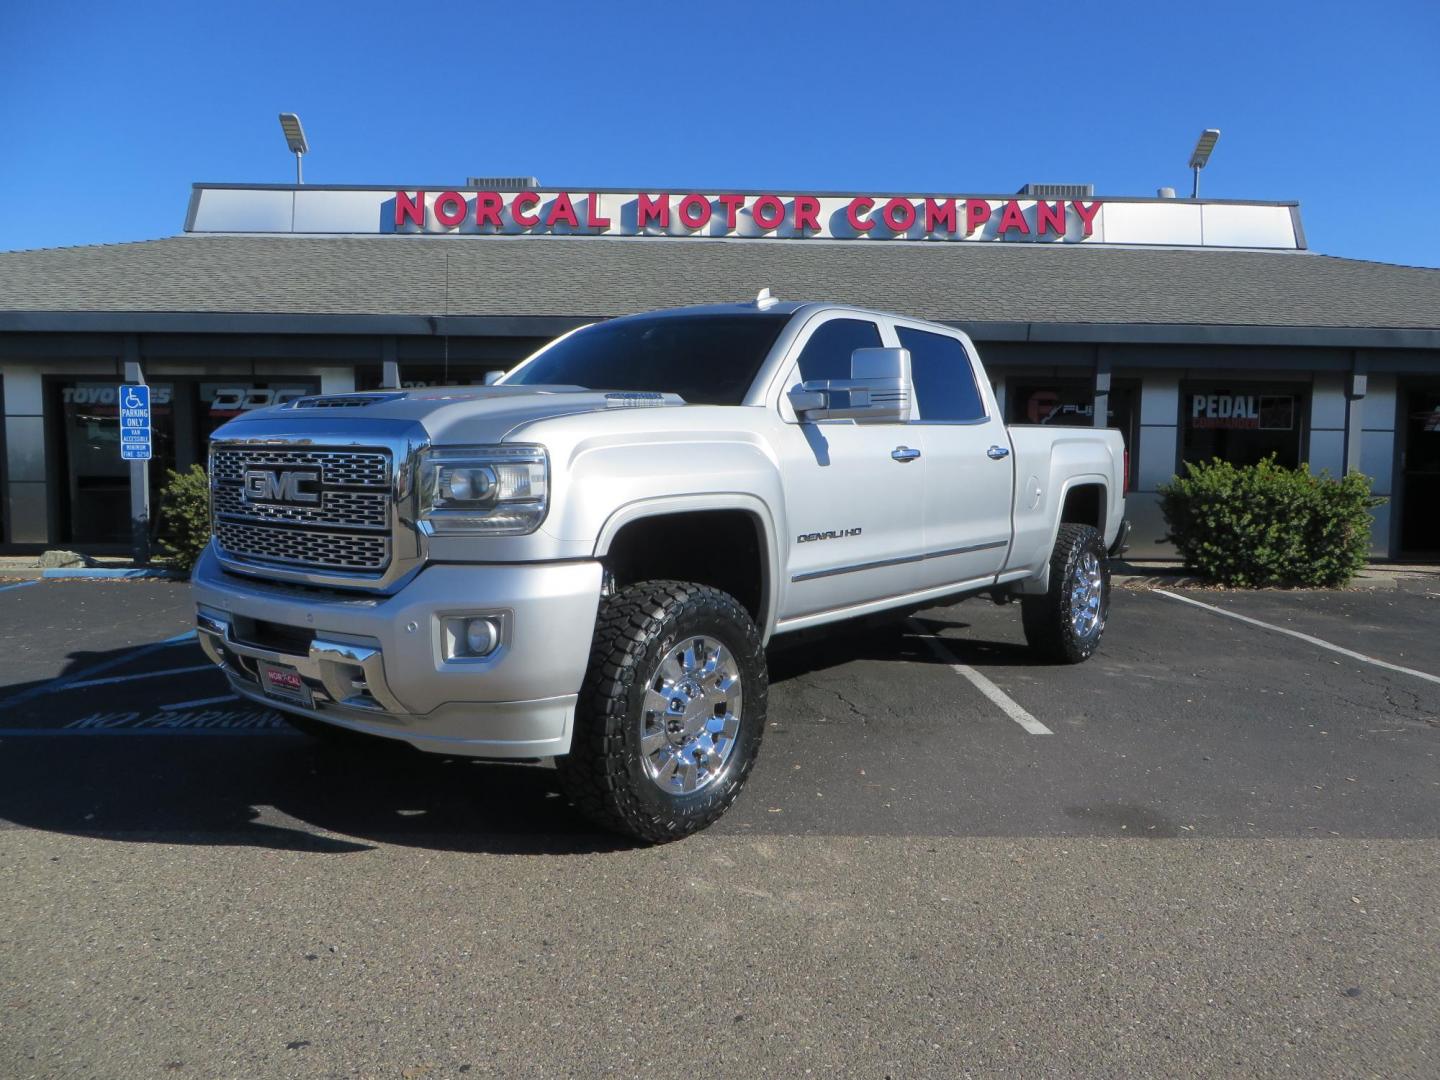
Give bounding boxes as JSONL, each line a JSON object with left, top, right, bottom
{"left": 2, "top": 577, "right": 1438, "bottom": 1077}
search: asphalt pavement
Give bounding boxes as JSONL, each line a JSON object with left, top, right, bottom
{"left": 1, "top": 576, "right": 1437, "bottom": 1078}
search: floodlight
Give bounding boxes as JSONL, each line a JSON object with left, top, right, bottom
{"left": 1188, "top": 128, "right": 1220, "bottom": 197}
{"left": 279, "top": 113, "right": 308, "bottom": 184}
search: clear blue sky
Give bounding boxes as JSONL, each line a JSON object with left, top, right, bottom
{"left": 3, "top": 0, "right": 1438, "bottom": 266}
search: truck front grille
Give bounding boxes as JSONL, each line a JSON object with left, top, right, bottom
{"left": 211, "top": 446, "right": 393, "bottom": 574}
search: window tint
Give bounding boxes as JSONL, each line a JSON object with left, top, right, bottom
{"left": 898, "top": 327, "right": 986, "bottom": 422}
{"left": 795, "top": 318, "right": 883, "bottom": 383}
{"left": 507, "top": 314, "right": 790, "bottom": 405}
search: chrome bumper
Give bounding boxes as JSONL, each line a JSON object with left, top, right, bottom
{"left": 196, "top": 610, "right": 407, "bottom": 716}
{"left": 191, "top": 545, "right": 603, "bottom": 759}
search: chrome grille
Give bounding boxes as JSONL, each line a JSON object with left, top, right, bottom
{"left": 212, "top": 484, "right": 387, "bottom": 528}
{"left": 211, "top": 445, "right": 393, "bottom": 575}
{"left": 211, "top": 448, "right": 389, "bottom": 487}
{"left": 214, "top": 521, "right": 390, "bottom": 573}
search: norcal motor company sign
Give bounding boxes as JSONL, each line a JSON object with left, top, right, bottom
{"left": 390, "top": 189, "right": 1103, "bottom": 242}
{"left": 184, "top": 185, "right": 1305, "bottom": 249}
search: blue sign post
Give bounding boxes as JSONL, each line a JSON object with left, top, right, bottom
{"left": 119, "top": 384, "right": 152, "bottom": 461}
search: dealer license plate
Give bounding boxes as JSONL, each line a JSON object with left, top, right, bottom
{"left": 258, "top": 661, "right": 313, "bottom": 708}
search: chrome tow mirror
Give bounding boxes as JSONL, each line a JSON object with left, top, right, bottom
{"left": 787, "top": 346, "right": 913, "bottom": 423}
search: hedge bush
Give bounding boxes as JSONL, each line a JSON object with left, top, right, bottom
{"left": 156, "top": 464, "right": 212, "bottom": 573}
{"left": 1157, "top": 455, "right": 1383, "bottom": 588}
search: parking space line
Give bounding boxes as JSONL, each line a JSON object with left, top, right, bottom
{"left": 159, "top": 694, "right": 239, "bottom": 710}
{"left": 0, "top": 631, "right": 199, "bottom": 708}
{"left": 908, "top": 619, "right": 1053, "bottom": 735}
{"left": 0, "top": 580, "right": 41, "bottom": 593}
{"left": 61, "top": 664, "right": 217, "bottom": 691}
{"left": 1152, "top": 588, "right": 1440, "bottom": 687}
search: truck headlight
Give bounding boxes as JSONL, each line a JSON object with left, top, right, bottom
{"left": 418, "top": 445, "right": 548, "bottom": 535}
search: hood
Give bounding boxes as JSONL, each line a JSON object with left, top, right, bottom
{"left": 213, "top": 385, "right": 688, "bottom": 446}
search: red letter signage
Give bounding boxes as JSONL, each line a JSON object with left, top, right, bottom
{"left": 395, "top": 191, "right": 425, "bottom": 229}
{"left": 1071, "top": 200, "right": 1101, "bottom": 237}
{"left": 924, "top": 198, "right": 956, "bottom": 234}
{"left": 677, "top": 194, "right": 712, "bottom": 229}
{"left": 512, "top": 191, "right": 541, "bottom": 228}
{"left": 996, "top": 199, "right": 1030, "bottom": 236}
{"left": 752, "top": 194, "right": 785, "bottom": 230}
{"left": 585, "top": 193, "right": 611, "bottom": 230}
{"left": 964, "top": 199, "right": 991, "bottom": 235}
{"left": 1034, "top": 200, "right": 1066, "bottom": 236}
{"left": 434, "top": 191, "right": 468, "bottom": 228}
{"left": 846, "top": 196, "right": 875, "bottom": 233}
{"left": 793, "top": 195, "right": 821, "bottom": 234}
{"left": 637, "top": 193, "right": 670, "bottom": 229}
{"left": 544, "top": 192, "right": 580, "bottom": 228}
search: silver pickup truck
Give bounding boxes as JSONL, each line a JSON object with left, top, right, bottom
{"left": 193, "top": 297, "right": 1128, "bottom": 841}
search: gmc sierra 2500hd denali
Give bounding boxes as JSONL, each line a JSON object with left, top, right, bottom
{"left": 193, "top": 296, "right": 1128, "bottom": 841}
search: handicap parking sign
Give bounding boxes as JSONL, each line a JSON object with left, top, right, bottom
{"left": 119, "top": 384, "right": 152, "bottom": 461}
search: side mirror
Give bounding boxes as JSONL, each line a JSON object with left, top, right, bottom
{"left": 787, "top": 346, "right": 912, "bottom": 423}
{"left": 484, "top": 370, "right": 505, "bottom": 386}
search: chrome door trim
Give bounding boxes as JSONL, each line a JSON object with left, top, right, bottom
{"left": 789, "top": 540, "right": 1008, "bottom": 583}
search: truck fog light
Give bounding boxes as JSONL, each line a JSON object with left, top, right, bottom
{"left": 465, "top": 617, "right": 500, "bottom": 656}
{"left": 443, "top": 615, "right": 504, "bottom": 660}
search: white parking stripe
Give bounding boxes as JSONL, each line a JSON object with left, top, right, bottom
{"left": 1152, "top": 588, "right": 1440, "bottom": 687}
{"left": 61, "top": 664, "right": 218, "bottom": 691}
{"left": 908, "top": 620, "right": 1054, "bottom": 735}
{"left": 159, "top": 694, "right": 239, "bottom": 710}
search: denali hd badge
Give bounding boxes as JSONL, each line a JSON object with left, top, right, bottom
{"left": 796, "top": 527, "right": 862, "bottom": 543}
{"left": 243, "top": 468, "right": 321, "bottom": 505}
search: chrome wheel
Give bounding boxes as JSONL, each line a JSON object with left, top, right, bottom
{"left": 639, "top": 635, "right": 743, "bottom": 795}
{"left": 1070, "top": 550, "right": 1105, "bottom": 639}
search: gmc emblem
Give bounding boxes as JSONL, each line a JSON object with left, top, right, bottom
{"left": 243, "top": 468, "right": 321, "bottom": 505}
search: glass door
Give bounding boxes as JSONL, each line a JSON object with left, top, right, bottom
{"left": 1399, "top": 384, "right": 1440, "bottom": 557}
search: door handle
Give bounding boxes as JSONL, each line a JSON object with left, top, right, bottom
{"left": 891, "top": 446, "right": 921, "bottom": 463}
{"left": 987, "top": 445, "right": 1011, "bottom": 460}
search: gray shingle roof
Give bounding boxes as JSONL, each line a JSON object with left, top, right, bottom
{"left": 1, "top": 234, "right": 1438, "bottom": 330}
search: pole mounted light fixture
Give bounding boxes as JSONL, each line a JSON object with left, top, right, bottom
{"left": 279, "top": 112, "right": 308, "bottom": 185}
{"left": 1188, "top": 128, "right": 1220, "bottom": 199}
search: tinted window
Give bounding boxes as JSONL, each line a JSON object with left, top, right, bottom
{"left": 507, "top": 314, "right": 790, "bottom": 405}
{"left": 795, "top": 318, "right": 883, "bottom": 383}
{"left": 899, "top": 327, "right": 985, "bottom": 422}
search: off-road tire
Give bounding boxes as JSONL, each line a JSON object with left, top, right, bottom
{"left": 558, "top": 581, "right": 767, "bottom": 843}
{"left": 1021, "top": 523, "right": 1111, "bottom": 664}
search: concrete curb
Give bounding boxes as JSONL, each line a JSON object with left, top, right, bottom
{"left": 39, "top": 567, "right": 185, "bottom": 580}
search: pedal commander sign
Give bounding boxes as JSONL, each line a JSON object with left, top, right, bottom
{"left": 185, "top": 185, "right": 1305, "bottom": 249}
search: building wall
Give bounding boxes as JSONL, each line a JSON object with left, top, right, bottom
{"left": 1, "top": 332, "right": 1435, "bottom": 560}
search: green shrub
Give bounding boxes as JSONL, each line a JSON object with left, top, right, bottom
{"left": 1157, "top": 455, "right": 1383, "bottom": 588}
{"left": 156, "top": 464, "right": 212, "bottom": 574}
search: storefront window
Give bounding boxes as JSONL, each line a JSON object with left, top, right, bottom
{"left": 54, "top": 380, "right": 176, "bottom": 544}
{"left": 356, "top": 364, "right": 498, "bottom": 391}
{"left": 1182, "top": 383, "right": 1307, "bottom": 470}
{"left": 194, "top": 381, "right": 315, "bottom": 447}
{"left": 1007, "top": 379, "right": 1138, "bottom": 489}
{"left": 1400, "top": 385, "right": 1440, "bottom": 554}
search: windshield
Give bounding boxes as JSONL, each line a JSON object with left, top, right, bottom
{"left": 506, "top": 314, "right": 791, "bottom": 405}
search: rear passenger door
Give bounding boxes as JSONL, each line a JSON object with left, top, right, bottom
{"left": 900, "top": 324, "right": 1014, "bottom": 590}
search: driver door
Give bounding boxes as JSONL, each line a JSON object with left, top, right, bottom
{"left": 773, "top": 313, "right": 926, "bottom": 624}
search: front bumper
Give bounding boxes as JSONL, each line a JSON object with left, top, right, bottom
{"left": 191, "top": 545, "right": 603, "bottom": 758}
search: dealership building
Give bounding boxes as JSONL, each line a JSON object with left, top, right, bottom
{"left": 0, "top": 181, "right": 1438, "bottom": 559}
